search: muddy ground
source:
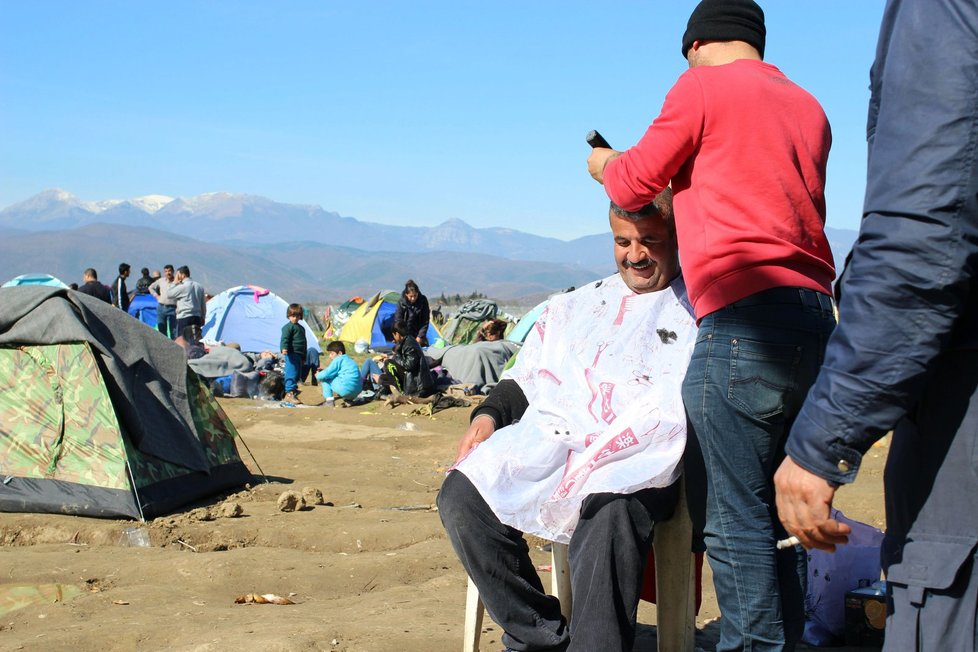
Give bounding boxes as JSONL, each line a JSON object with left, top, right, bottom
{"left": 0, "top": 390, "right": 888, "bottom": 651}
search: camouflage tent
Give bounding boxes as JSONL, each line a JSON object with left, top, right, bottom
{"left": 0, "top": 287, "right": 253, "bottom": 520}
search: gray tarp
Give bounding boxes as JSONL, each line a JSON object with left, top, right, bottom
{"left": 0, "top": 286, "right": 210, "bottom": 472}
{"left": 188, "top": 346, "right": 254, "bottom": 379}
{"left": 426, "top": 340, "right": 519, "bottom": 386}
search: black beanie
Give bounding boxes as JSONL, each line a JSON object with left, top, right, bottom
{"left": 681, "top": 0, "right": 766, "bottom": 59}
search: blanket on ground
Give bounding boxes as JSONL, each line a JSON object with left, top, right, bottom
{"left": 188, "top": 346, "right": 254, "bottom": 379}
{"left": 426, "top": 340, "right": 519, "bottom": 387}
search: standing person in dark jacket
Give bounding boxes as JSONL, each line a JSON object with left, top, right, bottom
{"left": 112, "top": 263, "right": 131, "bottom": 311}
{"left": 394, "top": 279, "right": 431, "bottom": 347}
{"left": 134, "top": 267, "right": 153, "bottom": 295}
{"left": 280, "top": 303, "right": 307, "bottom": 404}
{"left": 775, "top": 1, "right": 978, "bottom": 649}
{"left": 77, "top": 268, "right": 112, "bottom": 303}
{"left": 380, "top": 321, "right": 434, "bottom": 398}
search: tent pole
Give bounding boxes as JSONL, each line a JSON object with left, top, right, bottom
{"left": 234, "top": 430, "right": 269, "bottom": 484}
{"left": 124, "top": 455, "right": 148, "bottom": 523}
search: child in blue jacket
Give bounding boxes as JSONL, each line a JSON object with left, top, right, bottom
{"left": 315, "top": 341, "right": 362, "bottom": 405}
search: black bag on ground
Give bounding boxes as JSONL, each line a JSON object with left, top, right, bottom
{"left": 230, "top": 369, "right": 260, "bottom": 398}
{"left": 258, "top": 372, "right": 285, "bottom": 401}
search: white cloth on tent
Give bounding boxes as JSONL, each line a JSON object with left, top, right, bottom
{"left": 455, "top": 273, "right": 696, "bottom": 543}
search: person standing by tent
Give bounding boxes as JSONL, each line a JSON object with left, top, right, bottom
{"left": 77, "top": 268, "right": 112, "bottom": 303}
{"left": 280, "top": 303, "right": 307, "bottom": 404}
{"left": 394, "top": 279, "right": 431, "bottom": 347}
{"left": 165, "top": 265, "right": 206, "bottom": 336}
{"left": 149, "top": 264, "right": 178, "bottom": 339}
{"left": 586, "top": 1, "right": 835, "bottom": 648}
{"left": 112, "top": 263, "right": 131, "bottom": 311}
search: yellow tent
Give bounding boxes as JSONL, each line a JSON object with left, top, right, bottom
{"left": 339, "top": 290, "right": 442, "bottom": 349}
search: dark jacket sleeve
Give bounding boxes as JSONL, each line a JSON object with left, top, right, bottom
{"left": 394, "top": 298, "right": 407, "bottom": 327}
{"left": 786, "top": 5, "right": 978, "bottom": 485}
{"left": 391, "top": 339, "right": 421, "bottom": 372}
{"left": 471, "top": 379, "right": 528, "bottom": 429}
{"left": 416, "top": 295, "right": 430, "bottom": 337}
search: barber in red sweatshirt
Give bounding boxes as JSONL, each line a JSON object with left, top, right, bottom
{"left": 588, "top": 2, "right": 835, "bottom": 650}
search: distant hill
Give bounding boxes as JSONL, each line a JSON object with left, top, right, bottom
{"left": 0, "top": 189, "right": 859, "bottom": 302}
{"left": 0, "top": 189, "right": 615, "bottom": 274}
{"left": 0, "top": 223, "right": 601, "bottom": 303}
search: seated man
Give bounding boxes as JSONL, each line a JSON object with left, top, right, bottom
{"left": 438, "top": 189, "right": 696, "bottom": 652}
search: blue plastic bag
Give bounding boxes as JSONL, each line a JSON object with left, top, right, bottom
{"left": 802, "top": 508, "right": 885, "bottom": 646}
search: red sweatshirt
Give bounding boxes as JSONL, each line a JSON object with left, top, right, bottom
{"left": 604, "top": 59, "right": 835, "bottom": 320}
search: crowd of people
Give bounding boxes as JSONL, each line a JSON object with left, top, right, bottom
{"left": 73, "top": 262, "right": 206, "bottom": 341}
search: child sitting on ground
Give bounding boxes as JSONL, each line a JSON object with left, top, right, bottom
{"left": 280, "top": 303, "right": 307, "bottom": 404}
{"left": 315, "top": 341, "right": 363, "bottom": 406}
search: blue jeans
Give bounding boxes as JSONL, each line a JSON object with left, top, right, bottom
{"left": 360, "top": 358, "right": 385, "bottom": 387}
{"left": 682, "top": 287, "right": 835, "bottom": 651}
{"left": 157, "top": 304, "right": 177, "bottom": 340}
{"left": 283, "top": 352, "right": 302, "bottom": 393}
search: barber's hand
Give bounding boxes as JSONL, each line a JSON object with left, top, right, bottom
{"left": 587, "top": 147, "right": 622, "bottom": 184}
{"left": 775, "top": 456, "right": 851, "bottom": 551}
{"left": 454, "top": 415, "right": 496, "bottom": 465}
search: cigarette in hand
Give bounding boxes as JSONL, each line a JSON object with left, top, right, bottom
{"left": 776, "top": 536, "right": 801, "bottom": 550}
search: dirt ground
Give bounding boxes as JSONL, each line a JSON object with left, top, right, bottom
{"left": 0, "top": 388, "right": 888, "bottom": 652}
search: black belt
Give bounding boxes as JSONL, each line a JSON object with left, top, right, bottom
{"left": 730, "top": 287, "right": 833, "bottom": 312}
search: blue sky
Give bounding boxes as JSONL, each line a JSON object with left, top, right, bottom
{"left": 0, "top": 1, "right": 886, "bottom": 239}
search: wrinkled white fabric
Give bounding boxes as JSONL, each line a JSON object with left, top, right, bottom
{"left": 456, "top": 273, "right": 696, "bottom": 543}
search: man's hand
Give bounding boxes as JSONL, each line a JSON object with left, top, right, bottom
{"left": 587, "top": 147, "right": 622, "bottom": 184}
{"left": 454, "top": 415, "right": 496, "bottom": 464}
{"left": 775, "top": 456, "right": 851, "bottom": 551}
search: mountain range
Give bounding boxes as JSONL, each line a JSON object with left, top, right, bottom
{"left": 0, "top": 189, "right": 858, "bottom": 303}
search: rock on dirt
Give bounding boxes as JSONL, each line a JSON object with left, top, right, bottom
{"left": 302, "top": 487, "right": 325, "bottom": 505}
{"left": 276, "top": 491, "right": 305, "bottom": 512}
{"left": 218, "top": 502, "right": 244, "bottom": 518}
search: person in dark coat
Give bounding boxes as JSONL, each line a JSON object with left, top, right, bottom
{"left": 112, "top": 262, "right": 131, "bottom": 311}
{"left": 76, "top": 268, "right": 112, "bottom": 303}
{"left": 134, "top": 267, "right": 153, "bottom": 295}
{"left": 380, "top": 321, "right": 435, "bottom": 398}
{"left": 394, "top": 279, "right": 431, "bottom": 347}
{"left": 775, "top": 1, "right": 978, "bottom": 649}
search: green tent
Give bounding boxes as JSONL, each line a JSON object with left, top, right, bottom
{"left": 0, "top": 287, "right": 253, "bottom": 520}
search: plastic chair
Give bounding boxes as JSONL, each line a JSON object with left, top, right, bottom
{"left": 462, "top": 479, "right": 697, "bottom": 652}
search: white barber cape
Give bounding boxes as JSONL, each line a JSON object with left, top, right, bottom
{"left": 455, "top": 273, "right": 696, "bottom": 544}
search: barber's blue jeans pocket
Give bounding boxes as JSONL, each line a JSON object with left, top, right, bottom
{"left": 728, "top": 337, "right": 800, "bottom": 420}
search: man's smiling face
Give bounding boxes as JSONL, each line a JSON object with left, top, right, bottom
{"left": 610, "top": 207, "right": 679, "bottom": 294}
